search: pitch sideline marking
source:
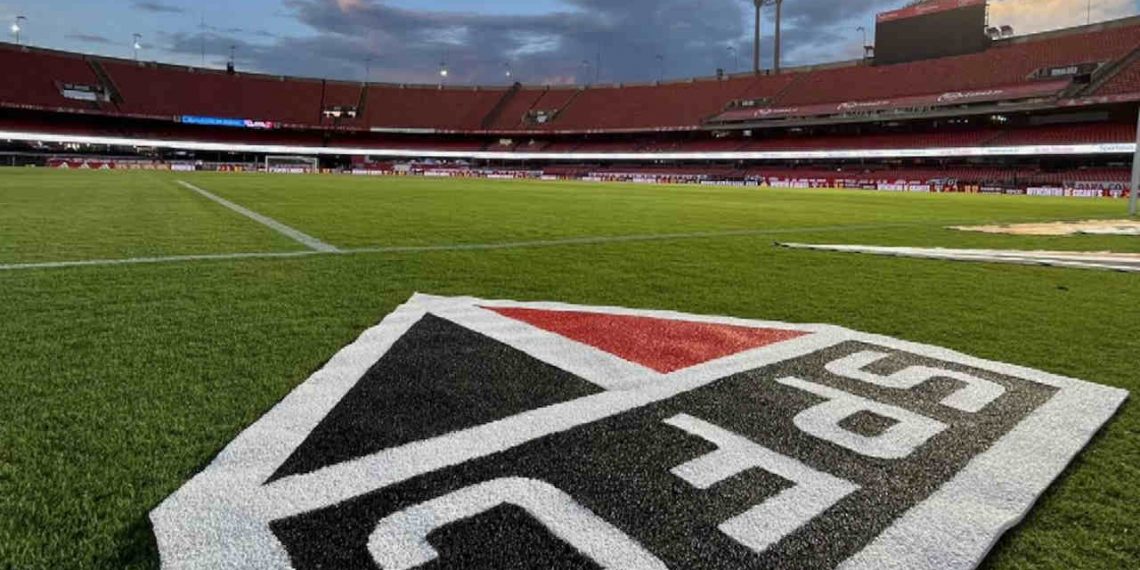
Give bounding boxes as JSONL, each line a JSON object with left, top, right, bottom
{"left": 0, "top": 222, "right": 1011, "bottom": 272}
{"left": 0, "top": 251, "right": 326, "bottom": 271}
{"left": 176, "top": 180, "right": 341, "bottom": 253}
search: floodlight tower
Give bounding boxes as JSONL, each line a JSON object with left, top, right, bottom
{"left": 133, "top": 34, "right": 143, "bottom": 61}
{"left": 11, "top": 15, "right": 26, "bottom": 45}
{"left": 753, "top": 0, "right": 784, "bottom": 74}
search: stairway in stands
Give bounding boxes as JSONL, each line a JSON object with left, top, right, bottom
{"left": 480, "top": 82, "right": 521, "bottom": 130}
{"left": 1073, "top": 43, "right": 1140, "bottom": 97}
{"left": 85, "top": 58, "right": 124, "bottom": 111}
{"left": 356, "top": 83, "right": 370, "bottom": 120}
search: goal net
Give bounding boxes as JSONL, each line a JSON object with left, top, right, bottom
{"left": 265, "top": 155, "right": 319, "bottom": 174}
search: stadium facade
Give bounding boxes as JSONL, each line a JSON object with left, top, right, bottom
{"left": 1, "top": 6, "right": 1138, "bottom": 196}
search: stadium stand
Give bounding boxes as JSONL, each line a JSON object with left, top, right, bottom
{"left": 319, "top": 81, "right": 367, "bottom": 126}
{"left": 2, "top": 17, "right": 1135, "bottom": 134}
{"left": 536, "top": 74, "right": 797, "bottom": 131}
{"left": 1095, "top": 52, "right": 1140, "bottom": 96}
{"left": 100, "top": 60, "right": 325, "bottom": 124}
{"left": 0, "top": 14, "right": 1136, "bottom": 196}
{"left": 771, "top": 23, "right": 1140, "bottom": 107}
{"left": 0, "top": 46, "right": 108, "bottom": 111}
{"left": 363, "top": 86, "right": 507, "bottom": 131}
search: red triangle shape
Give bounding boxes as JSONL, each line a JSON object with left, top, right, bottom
{"left": 486, "top": 306, "right": 808, "bottom": 374}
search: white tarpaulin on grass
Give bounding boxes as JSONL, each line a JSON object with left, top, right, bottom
{"left": 778, "top": 243, "right": 1140, "bottom": 273}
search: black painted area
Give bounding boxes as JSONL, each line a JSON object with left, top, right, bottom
{"left": 839, "top": 410, "right": 899, "bottom": 438}
{"left": 269, "top": 314, "right": 602, "bottom": 482}
{"left": 271, "top": 341, "right": 1057, "bottom": 569}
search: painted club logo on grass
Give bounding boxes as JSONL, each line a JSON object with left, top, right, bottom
{"left": 151, "top": 294, "right": 1127, "bottom": 570}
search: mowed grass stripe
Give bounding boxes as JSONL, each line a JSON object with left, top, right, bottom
{"left": 0, "top": 221, "right": 941, "bottom": 272}
{"left": 2, "top": 239, "right": 1136, "bottom": 570}
{"left": 176, "top": 180, "right": 340, "bottom": 253}
{"left": 1, "top": 170, "right": 1137, "bottom": 570}
{"left": 0, "top": 170, "right": 304, "bottom": 263}
{"left": 184, "top": 173, "right": 1136, "bottom": 249}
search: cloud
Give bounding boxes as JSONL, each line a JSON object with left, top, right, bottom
{"left": 988, "top": 0, "right": 1139, "bottom": 34}
{"left": 211, "top": 0, "right": 757, "bottom": 84}
{"left": 335, "top": 0, "right": 365, "bottom": 12}
{"left": 132, "top": 1, "right": 185, "bottom": 14}
{"left": 153, "top": 0, "right": 1138, "bottom": 85}
{"left": 66, "top": 32, "right": 114, "bottom": 45}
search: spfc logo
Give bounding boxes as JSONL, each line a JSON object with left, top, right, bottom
{"left": 152, "top": 294, "right": 1126, "bottom": 569}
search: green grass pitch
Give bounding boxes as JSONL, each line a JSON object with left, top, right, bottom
{"left": 0, "top": 169, "right": 1136, "bottom": 569}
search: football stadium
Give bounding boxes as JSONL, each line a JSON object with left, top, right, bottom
{"left": 2, "top": 0, "right": 1138, "bottom": 568}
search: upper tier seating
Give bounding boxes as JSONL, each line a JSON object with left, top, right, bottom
{"left": 1095, "top": 55, "right": 1140, "bottom": 96}
{"left": 484, "top": 87, "right": 554, "bottom": 130}
{"left": 320, "top": 81, "right": 366, "bottom": 125}
{"left": 363, "top": 86, "right": 506, "bottom": 131}
{"left": 0, "top": 46, "right": 104, "bottom": 109}
{"left": 544, "top": 74, "right": 796, "bottom": 131}
{"left": 775, "top": 23, "right": 1140, "bottom": 106}
{"left": 2, "top": 18, "right": 1138, "bottom": 133}
{"left": 101, "top": 60, "right": 325, "bottom": 123}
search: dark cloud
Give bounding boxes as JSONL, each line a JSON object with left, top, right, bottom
{"left": 132, "top": 1, "right": 186, "bottom": 14}
{"left": 156, "top": 0, "right": 908, "bottom": 84}
{"left": 66, "top": 32, "right": 114, "bottom": 45}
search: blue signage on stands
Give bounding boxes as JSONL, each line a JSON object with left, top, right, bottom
{"left": 180, "top": 116, "right": 276, "bottom": 129}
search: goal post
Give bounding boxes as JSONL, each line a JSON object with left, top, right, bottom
{"left": 265, "top": 155, "right": 320, "bottom": 174}
{"left": 1130, "top": 104, "right": 1139, "bottom": 217}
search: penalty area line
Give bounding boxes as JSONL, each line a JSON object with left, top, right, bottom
{"left": 176, "top": 180, "right": 340, "bottom": 253}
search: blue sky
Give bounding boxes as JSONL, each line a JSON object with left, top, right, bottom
{"left": 3, "top": 0, "right": 1137, "bottom": 85}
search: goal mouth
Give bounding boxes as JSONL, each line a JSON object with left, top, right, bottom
{"left": 264, "top": 155, "right": 320, "bottom": 174}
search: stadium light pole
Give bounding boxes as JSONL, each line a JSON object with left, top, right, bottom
{"left": 753, "top": 1, "right": 762, "bottom": 73}
{"left": 752, "top": 1, "right": 783, "bottom": 73}
{"left": 773, "top": 0, "right": 783, "bottom": 73}
{"left": 728, "top": 46, "right": 738, "bottom": 73}
{"left": 504, "top": 61, "right": 512, "bottom": 82}
{"left": 199, "top": 14, "right": 207, "bottom": 66}
{"left": 12, "top": 16, "right": 26, "bottom": 46}
{"left": 133, "top": 34, "right": 142, "bottom": 61}
{"left": 1130, "top": 105, "right": 1139, "bottom": 217}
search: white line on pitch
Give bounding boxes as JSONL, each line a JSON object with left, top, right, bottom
{"left": 0, "top": 251, "right": 324, "bottom": 272}
{"left": 0, "top": 222, "right": 939, "bottom": 273}
{"left": 176, "top": 180, "right": 340, "bottom": 253}
{"left": 344, "top": 223, "right": 918, "bottom": 254}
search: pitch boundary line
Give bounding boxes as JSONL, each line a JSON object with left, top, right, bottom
{"left": 0, "top": 251, "right": 325, "bottom": 272}
{"left": 176, "top": 180, "right": 341, "bottom": 253}
{"left": 0, "top": 222, "right": 956, "bottom": 272}
{"left": 346, "top": 223, "right": 913, "bottom": 253}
